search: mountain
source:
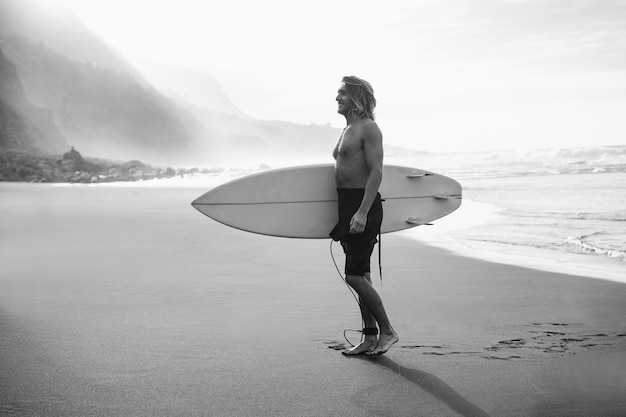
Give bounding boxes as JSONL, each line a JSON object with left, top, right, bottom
{"left": 0, "top": 46, "right": 66, "bottom": 151}
{"left": 133, "top": 61, "right": 245, "bottom": 117}
{"left": 0, "top": 0, "right": 345, "bottom": 166}
{"left": 176, "top": 102, "right": 339, "bottom": 164}
{"left": 0, "top": 0, "right": 212, "bottom": 164}
{"left": 0, "top": 0, "right": 145, "bottom": 84}
{"left": 134, "top": 61, "right": 341, "bottom": 164}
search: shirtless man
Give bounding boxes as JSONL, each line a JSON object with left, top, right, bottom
{"left": 330, "top": 76, "right": 399, "bottom": 356}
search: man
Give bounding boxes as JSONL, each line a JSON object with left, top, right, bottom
{"left": 330, "top": 75, "right": 399, "bottom": 356}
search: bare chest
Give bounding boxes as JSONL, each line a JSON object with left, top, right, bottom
{"left": 335, "top": 130, "right": 363, "bottom": 158}
{"left": 334, "top": 129, "right": 368, "bottom": 187}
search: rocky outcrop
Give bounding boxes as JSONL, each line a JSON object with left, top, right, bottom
{"left": 62, "top": 146, "right": 85, "bottom": 170}
{"left": 0, "top": 148, "right": 218, "bottom": 183}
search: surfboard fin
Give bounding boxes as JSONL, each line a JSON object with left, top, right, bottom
{"left": 406, "top": 171, "right": 434, "bottom": 178}
{"left": 406, "top": 217, "right": 434, "bottom": 226}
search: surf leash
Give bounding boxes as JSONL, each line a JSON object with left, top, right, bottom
{"left": 378, "top": 230, "right": 383, "bottom": 286}
{"left": 329, "top": 239, "right": 383, "bottom": 347}
{"left": 329, "top": 240, "right": 362, "bottom": 347}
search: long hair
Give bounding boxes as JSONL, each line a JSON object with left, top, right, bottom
{"left": 342, "top": 75, "right": 376, "bottom": 120}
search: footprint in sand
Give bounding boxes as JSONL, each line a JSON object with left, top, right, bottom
{"left": 320, "top": 340, "right": 350, "bottom": 351}
{"left": 400, "top": 344, "right": 446, "bottom": 350}
{"left": 388, "top": 324, "right": 624, "bottom": 361}
{"left": 483, "top": 355, "right": 522, "bottom": 360}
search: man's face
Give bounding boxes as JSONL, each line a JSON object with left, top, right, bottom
{"left": 336, "top": 83, "right": 352, "bottom": 116}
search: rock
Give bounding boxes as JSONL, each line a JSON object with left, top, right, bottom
{"left": 62, "top": 146, "right": 84, "bottom": 170}
{"left": 122, "top": 160, "right": 146, "bottom": 173}
{"left": 0, "top": 149, "right": 187, "bottom": 183}
{"left": 60, "top": 159, "right": 76, "bottom": 172}
{"left": 69, "top": 171, "right": 91, "bottom": 183}
{"left": 108, "top": 167, "right": 122, "bottom": 180}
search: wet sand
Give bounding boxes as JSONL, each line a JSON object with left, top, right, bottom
{"left": 1, "top": 183, "right": 625, "bottom": 416}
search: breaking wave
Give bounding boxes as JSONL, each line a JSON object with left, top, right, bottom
{"left": 566, "top": 232, "right": 626, "bottom": 260}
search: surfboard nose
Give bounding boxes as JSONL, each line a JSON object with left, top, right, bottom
{"left": 190, "top": 194, "right": 205, "bottom": 211}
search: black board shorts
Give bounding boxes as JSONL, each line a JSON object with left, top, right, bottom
{"left": 329, "top": 188, "right": 383, "bottom": 276}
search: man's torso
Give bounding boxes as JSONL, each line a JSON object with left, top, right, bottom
{"left": 333, "top": 122, "right": 371, "bottom": 188}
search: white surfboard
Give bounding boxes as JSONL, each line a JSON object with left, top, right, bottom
{"left": 191, "top": 164, "right": 461, "bottom": 238}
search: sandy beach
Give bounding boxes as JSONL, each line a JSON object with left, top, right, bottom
{"left": 1, "top": 182, "right": 625, "bottom": 417}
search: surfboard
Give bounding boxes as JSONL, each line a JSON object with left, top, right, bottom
{"left": 191, "top": 164, "right": 461, "bottom": 239}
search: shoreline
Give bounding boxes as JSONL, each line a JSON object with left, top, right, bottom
{"left": 404, "top": 229, "right": 626, "bottom": 285}
{"left": 3, "top": 178, "right": 624, "bottom": 286}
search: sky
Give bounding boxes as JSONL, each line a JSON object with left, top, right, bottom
{"left": 61, "top": 0, "right": 626, "bottom": 152}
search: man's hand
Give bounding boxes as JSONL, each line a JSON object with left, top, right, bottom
{"left": 349, "top": 210, "right": 368, "bottom": 234}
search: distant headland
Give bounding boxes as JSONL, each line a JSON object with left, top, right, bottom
{"left": 0, "top": 147, "right": 219, "bottom": 183}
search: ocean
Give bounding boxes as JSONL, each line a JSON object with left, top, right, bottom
{"left": 86, "top": 145, "right": 626, "bottom": 284}
{"left": 388, "top": 145, "right": 626, "bottom": 283}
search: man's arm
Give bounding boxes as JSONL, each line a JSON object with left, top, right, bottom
{"left": 350, "top": 122, "right": 383, "bottom": 233}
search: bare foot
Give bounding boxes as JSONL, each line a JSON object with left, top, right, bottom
{"left": 342, "top": 337, "right": 378, "bottom": 356}
{"left": 366, "top": 331, "right": 399, "bottom": 356}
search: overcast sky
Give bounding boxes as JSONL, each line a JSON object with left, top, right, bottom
{"left": 63, "top": 0, "right": 626, "bottom": 152}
